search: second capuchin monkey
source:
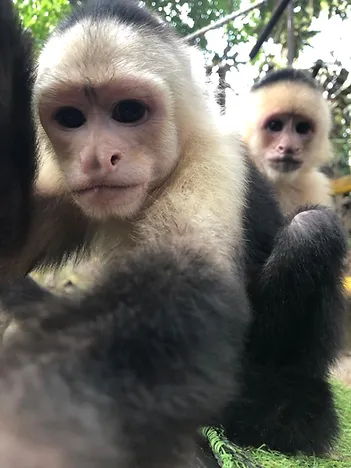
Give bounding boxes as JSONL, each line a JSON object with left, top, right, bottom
{"left": 238, "top": 68, "right": 334, "bottom": 214}
{"left": 0, "top": 0, "right": 347, "bottom": 464}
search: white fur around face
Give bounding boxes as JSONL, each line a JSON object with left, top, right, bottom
{"left": 33, "top": 15, "right": 248, "bottom": 264}
{"left": 242, "top": 83, "right": 332, "bottom": 168}
{"left": 234, "top": 81, "right": 334, "bottom": 213}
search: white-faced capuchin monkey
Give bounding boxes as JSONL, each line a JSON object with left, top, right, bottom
{"left": 239, "top": 68, "right": 334, "bottom": 214}
{"left": 0, "top": 0, "right": 347, "bottom": 466}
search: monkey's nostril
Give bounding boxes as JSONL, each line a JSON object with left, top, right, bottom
{"left": 110, "top": 154, "right": 119, "bottom": 166}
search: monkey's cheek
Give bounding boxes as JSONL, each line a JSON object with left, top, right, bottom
{"left": 73, "top": 184, "right": 147, "bottom": 219}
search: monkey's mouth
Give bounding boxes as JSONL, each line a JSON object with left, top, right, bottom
{"left": 74, "top": 184, "right": 141, "bottom": 194}
{"left": 72, "top": 183, "right": 144, "bottom": 204}
{"left": 269, "top": 158, "right": 302, "bottom": 173}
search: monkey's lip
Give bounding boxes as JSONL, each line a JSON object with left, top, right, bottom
{"left": 72, "top": 183, "right": 145, "bottom": 205}
{"left": 269, "top": 158, "right": 302, "bottom": 172}
{"left": 73, "top": 183, "right": 142, "bottom": 194}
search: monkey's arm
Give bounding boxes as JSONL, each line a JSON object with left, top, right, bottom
{"left": 247, "top": 205, "right": 347, "bottom": 373}
{"left": 242, "top": 163, "right": 346, "bottom": 372}
{"left": 0, "top": 0, "right": 36, "bottom": 253}
{"left": 0, "top": 0, "right": 86, "bottom": 277}
{"left": 0, "top": 242, "right": 249, "bottom": 467}
{"left": 0, "top": 194, "right": 89, "bottom": 280}
{"left": 226, "top": 168, "right": 346, "bottom": 456}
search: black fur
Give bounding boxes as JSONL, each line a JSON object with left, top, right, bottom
{"left": 242, "top": 161, "right": 284, "bottom": 280}
{"left": 0, "top": 247, "right": 249, "bottom": 468}
{"left": 58, "top": 0, "right": 174, "bottom": 42}
{"left": 220, "top": 162, "right": 347, "bottom": 455}
{"left": 0, "top": 0, "right": 36, "bottom": 252}
{"left": 252, "top": 67, "right": 321, "bottom": 92}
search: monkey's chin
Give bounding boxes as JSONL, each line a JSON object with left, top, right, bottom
{"left": 266, "top": 160, "right": 302, "bottom": 182}
{"left": 73, "top": 184, "right": 147, "bottom": 220}
{"left": 265, "top": 166, "right": 298, "bottom": 183}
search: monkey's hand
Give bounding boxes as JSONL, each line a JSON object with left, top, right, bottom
{"left": 250, "top": 205, "right": 347, "bottom": 370}
{"left": 1, "top": 244, "right": 249, "bottom": 463}
{"left": 263, "top": 205, "right": 347, "bottom": 284}
{"left": 0, "top": 277, "right": 60, "bottom": 345}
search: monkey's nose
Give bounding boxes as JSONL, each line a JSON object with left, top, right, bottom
{"left": 98, "top": 152, "right": 121, "bottom": 171}
{"left": 110, "top": 154, "right": 120, "bottom": 166}
{"left": 80, "top": 151, "right": 121, "bottom": 174}
{"left": 279, "top": 146, "right": 295, "bottom": 155}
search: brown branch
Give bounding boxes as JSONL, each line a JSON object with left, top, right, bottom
{"left": 249, "top": 0, "right": 292, "bottom": 60}
{"left": 184, "top": 0, "right": 267, "bottom": 42}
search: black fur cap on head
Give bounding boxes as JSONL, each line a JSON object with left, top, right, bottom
{"left": 57, "top": 0, "right": 174, "bottom": 41}
{"left": 252, "top": 68, "right": 321, "bottom": 93}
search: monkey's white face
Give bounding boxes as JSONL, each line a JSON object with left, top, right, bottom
{"left": 245, "top": 109, "right": 323, "bottom": 185}
{"left": 258, "top": 113, "right": 314, "bottom": 181}
{"left": 38, "top": 77, "right": 179, "bottom": 220}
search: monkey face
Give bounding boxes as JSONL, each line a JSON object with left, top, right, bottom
{"left": 37, "top": 76, "right": 180, "bottom": 220}
{"left": 260, "top": 113, "right": 314, "bottom": 177}
{"left": 241, "top": 81, "right": 333, "bottom": 184}
{"left": 33, "top": 13, "right": 219, "bottom": 223}
{"left": 33, "top": 16, "right": 194, "bottom": 222}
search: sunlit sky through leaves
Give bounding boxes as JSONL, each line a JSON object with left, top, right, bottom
{"left": 202, "top": 9, "right": 351, "bottom": 106}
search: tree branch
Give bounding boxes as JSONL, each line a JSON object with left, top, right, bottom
{"left": 184, "top": 0, "right": 267, "bottom": 42}
{"left": 249, "top": 0, "right": 292, "bottom": 60}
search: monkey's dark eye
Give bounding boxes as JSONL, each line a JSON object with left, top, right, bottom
{"left": 112, "top": 100, "right": 147, "bottom": 124}
{"left": 54, "top": 107, "right": 86, "bottom": 129}
{"left": 296, "top": 121, "right": 311, "bottom": 134}
{"left": 266, "top": 119, "right": 283, "bottom": 132}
